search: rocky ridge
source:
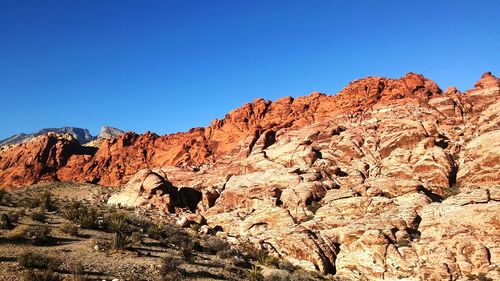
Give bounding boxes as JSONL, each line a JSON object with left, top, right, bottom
{"left": 1, "top": 72, "right": 499, "bottom": 280}
{"left": 0, "top": 126, "right": 123, "bottom": 151}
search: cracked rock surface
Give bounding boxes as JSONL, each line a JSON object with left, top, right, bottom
{"left": 1, "top": 72, "right": 499, "bottom": 280}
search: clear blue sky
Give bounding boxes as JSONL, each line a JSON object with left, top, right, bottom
{"left": 1, "top": 0, "right": 499, "bottom": 139}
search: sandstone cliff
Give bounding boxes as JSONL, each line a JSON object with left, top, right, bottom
{"left": 1, "top": 72, "right": 499, "bottom": 280}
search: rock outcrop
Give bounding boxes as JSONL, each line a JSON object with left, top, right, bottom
{"left": 0, "top": 133, "right": 97, "bottom": 188}
{"left": 1, "top": 72, "right": 500, "bottom": 280}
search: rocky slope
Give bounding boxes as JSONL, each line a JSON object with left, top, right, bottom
{"left": 1, "top": 72, "right": 499, "bottom": 280}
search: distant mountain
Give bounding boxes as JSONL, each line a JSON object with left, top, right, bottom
{"left": 0, "top": 126, "right": 123, "bottom": 148}
{"left": 37, "top": 127, "right": 93, "bottom": 144}
{"left": 0, "top": 133, "right": 31, "bottom": 148}
{"left": 98, "top": 126, "right": 124, "bottom": 139}
{"left": 84, "top": 126, "right": 125, "bottom": 147}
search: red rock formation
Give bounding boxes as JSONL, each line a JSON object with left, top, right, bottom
{"left": 1, "top": 72, "right": 499, "bottom": 280}
{"left": 0, "top": 72, "right": 447, "bottom": 187}
{"left": 0, "top": 133, "right": 96, "bottom": 189}
{"left": 0, "top": 72, "right": 496, "bottom": 188}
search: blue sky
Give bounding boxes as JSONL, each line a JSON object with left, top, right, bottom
{"left": 1, "top": 0, "right": 499, "bottom": 139}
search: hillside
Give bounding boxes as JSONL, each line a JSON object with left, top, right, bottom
{"left": 0, "top": 72, "right": 499, "bottom": 280}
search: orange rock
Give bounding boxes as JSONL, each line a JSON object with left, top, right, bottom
{"left": 1, "top": 72, "right": 500, "bottom": 279}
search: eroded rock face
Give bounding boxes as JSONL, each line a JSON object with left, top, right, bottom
{"left": 2, "top": 72, "right": 500, "bottom": 280}
{"left": 0, "top": 133, "right": 96, "bottom": 188}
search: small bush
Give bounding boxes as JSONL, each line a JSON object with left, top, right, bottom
{"left": 0, "top": 213, "right": 14, "bottom": 229}
{"left": 7, "top": 209, "right": 24, "bottom": 223}
{"left": 205, "top": 236, "right": 229, "bottom": 255}
{"left": 107, "top": 212, "right": 129, "bottom": 233}
{"left": 160, "top": 256, "right": 185, "bottom": 281}
{"left": 62, "top": 202, "right": 97, "bottom": 229}
{"left": 160, "top": 225, "right": 190, "bottom": 247}
{"left": 239, "top": 240, "right": 267, "bottom": 262}
{"left": 130, "top": 232, "right": 142, "bottom": 245}
{"left": 30, "top": 209, "right": 47, "bottom": 222}
{"left": 25, "top": 225, "right": 52, "bottom": 245}
{"left": 68, "top": 261, "right": 85, "bottom": 281}
{"left": 112, "top": 232, "right": 132, "bottom": 250}
{"left": 7, "top": 225, "right": 52, "bottom": 245}
{"left": 180, "top": 242, "right": 194, "bottom": 260}
{"left": 24, "top": 269, "right": 62, "bottom": 281}
{"left": 147, "top": 223, "right": 167, "bottom": 240}
{"left": 18, "top": 251, "right": 60, "bottom": 270}
{"left": 29, "top": 191, "right": 57, "bottom": 211}
{"left": 262, "top": 255, "right": 281, "bottom": 268}
{"left": 6, "top": 225, "right": 29, "bottom": 241}
{"left": 245, "top": 265, "right": 264, "bottom": 281}
{"left": 278, "top": 259, "right": 295, "bottom": 272}
{"left": 265, "top": 271, "right": 291, "bottom": 281}
{"left": 128, "top": 214, "right": 152, "bottom": 229}
{"left": 61, "top": 222, "right": 79, "bottom": 236}
{"left": 61, "top": 201, "right": 80, "bottom": 221}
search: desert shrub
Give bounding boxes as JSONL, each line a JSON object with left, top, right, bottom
{"left": 24, "top": 269, "right": 62, "bottom": 281}
{"left": 0, "top": 213, "right": 14, "bottom": 229}
{"left": 106, "top": 212, "right": 134, "bottom": 250}
{"left": 62, "top": 201, "right": 97, "bottom": 229}
{"left": 278, "top": 259, "right": 295, "bottom": 272}
{"left": 130, "top": 232, "right": 142, "bottom": 245}
{"left": 6, "top": 225, "right": 29, "bottom": 241}
{"left": 265, "top": 270, "right": 291, "bottom": 281}
{"left": 112, "top": 232, "right": 132, "bottom": 250}
{"left": 18, "top": 251, "right": 60, "bottom": 270}
{"left": 7, "top": 209, "right": 24, "bottom": 223}
{"left": 160, "top": 256, "right": 185, "bottom": 281}
{"left": 239, "top": 240, "right": 267, "bottom": 262}
{"left": 106, "top": 211, "right": 129, "bottom": 233}
{"left": 147, "top": 223, "right": 167, "bottom": 240}
{"left": 7, "top": 224, "right": 52, "bottom": 245}
{"left": 246, "top": 265, "right": 264, "bottom": 281}
{"left": 26, "top": 225, "right": 52, "bottom": 245}
{"left": 180, "top": 241, "right": 194, "bottom": 260}
{"left": 68, "top": 261, "right": 85, "bottom": 281}
{"left": 262, "top": 255, "right": 281, "bottom": 268}
{"left": 161, "top": 225, "right": 190, "bottom": 247}
{"left": 30, "top": 209, "right": 47, "bottom": 222}
{"left": 128, "top": 214, "right": 152, "bottom": 229}
{"left": 29, "top": 191, "right": 57, "bottom": 211}
{"left": 205, "top": 236, "right": 230, "bottom": 255}
{"left": 60, "top": 222, "right": 79, "bottom": 236}
{"left": 61, "top": 201, "right": 80, "bottom": 221}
